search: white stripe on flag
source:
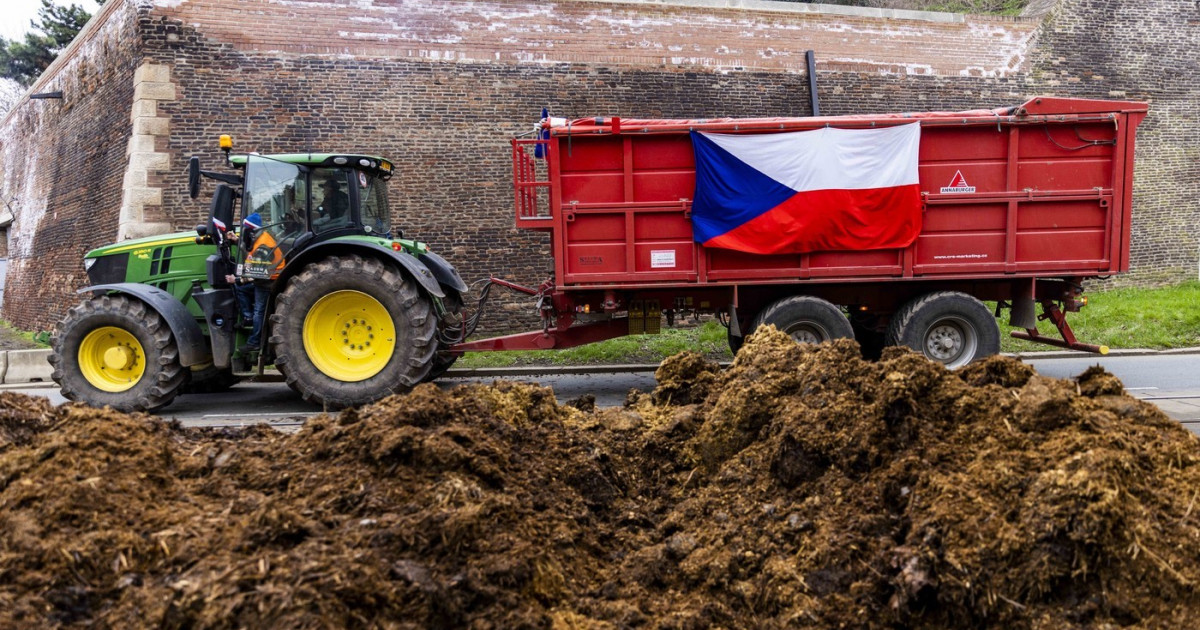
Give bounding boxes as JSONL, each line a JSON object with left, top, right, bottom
{"left": 699, "top": 123, "right": 920, "bottom": 192}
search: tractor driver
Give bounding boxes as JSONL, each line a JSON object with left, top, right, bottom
{"left": 223, "top": 212, "right": 278, "bottom": 353}
{"left": 313, "top": 176, "right": 349, "bottom": 228}
{"left": 282, "top": 183, "right": 305, "bottom": 232}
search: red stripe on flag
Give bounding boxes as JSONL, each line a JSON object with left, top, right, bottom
{"left": 703, "top": 184, "right": 922, "bottom": 255}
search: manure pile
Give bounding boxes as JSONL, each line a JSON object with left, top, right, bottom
{"left": 3, "top": 328, "right": 1200, "bottom": 629}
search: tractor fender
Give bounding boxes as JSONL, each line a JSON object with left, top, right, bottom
{"left": 277, "top": 241, "right": 445, "bottom": 299}
{"left": 419, "top": 250, "right": 469, "bottom": 295}
{"left": 79, "top": 283, "right": 211, "bottom": 367}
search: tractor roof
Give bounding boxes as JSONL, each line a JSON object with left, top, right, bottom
{"left": 229, "top": 153, "right": 394, "bottom": 178}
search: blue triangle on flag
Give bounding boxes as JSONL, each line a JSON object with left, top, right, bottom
{"left": 690, "top": 131, "right": 798, "bottom": 244}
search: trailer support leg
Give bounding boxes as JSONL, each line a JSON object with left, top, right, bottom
{"left": 1009, "top": 300, "right": 1109, "bottom": 354}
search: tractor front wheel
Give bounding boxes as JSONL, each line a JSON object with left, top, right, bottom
{"left": 270, "top": 255, "right": 437, "bottom": 409}
{"left": 49, "top": 295, "right": 187, "bottom": 413}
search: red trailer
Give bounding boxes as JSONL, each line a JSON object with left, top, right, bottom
{"left": 455, "top": 97, "right": 1148, "bottom": 367}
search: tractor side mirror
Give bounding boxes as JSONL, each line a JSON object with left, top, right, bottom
{"left": 188, "top": 156, "right": 202, "bottom": 199}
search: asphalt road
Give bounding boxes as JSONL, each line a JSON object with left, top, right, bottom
{"left": 1024, "top": 353, "right": 1200, "bottom": 434}
{"left": 5, "top": 353, "right": 1199, "bottom": 433}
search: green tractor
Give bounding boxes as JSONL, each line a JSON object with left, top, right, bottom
{"left": 50, "top": 138, "right": 468, "bottom": 412}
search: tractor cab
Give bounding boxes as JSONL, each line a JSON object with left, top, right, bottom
{"left": 190, "top": 145, "right": 396, "bottom": 282}
{"left": 230, "top": 154, "right": 396, "bottom": 280}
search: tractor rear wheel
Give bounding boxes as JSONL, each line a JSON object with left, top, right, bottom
{"left": 749, "top": 295, "right": 854, "bottom": 345}
{"left": 49, "top": 295, "right": 187, "bottom": 412}
{"left": 270, "top": 254, "right": 437, "bottom": 409}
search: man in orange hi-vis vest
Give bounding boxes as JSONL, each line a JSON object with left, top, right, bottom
{"left": 237, "top": 212, "right": 280, "bottom": 352}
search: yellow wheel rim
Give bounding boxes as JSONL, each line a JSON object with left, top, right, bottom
{"left": 78, "top": 326, "right": 146, "bottom": 393}
{"left": 303, "top": 290, "right": 396, "bottom": 382}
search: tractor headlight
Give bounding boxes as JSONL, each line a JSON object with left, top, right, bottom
{"left": 84, "top": 258, "right": 97, "bottom": 271}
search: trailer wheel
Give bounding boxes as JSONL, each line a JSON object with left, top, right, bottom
{"left": 749, "top": 296, "right": 854, "bottom": 345}
{"left": 886, "top": 291, "right": 999, "bottom": 368}
{"left": 270, "top": 254, "right": 437, "bottom": 409}
{"left": 49, "top": 295, "right": 187, "bottom": 412}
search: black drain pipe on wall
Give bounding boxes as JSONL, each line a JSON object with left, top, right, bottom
{"left": 806, "top": 50, "right": 820, "bottom": 117}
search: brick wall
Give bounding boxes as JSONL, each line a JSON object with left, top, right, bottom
{"left": 1, "top": 0, "right": 1195, "bottom": 332}
{"left": 0, "top": 0, "right": 139, "bottom": 330}
{"left": 147, "top": 0, "right": 1037, "bottom": 77}
{"left": 1023, "top": 0, "right": 1200, "bottom": 287}
{"left": 134, "top": 0, "right": 1042, "bottom": 334}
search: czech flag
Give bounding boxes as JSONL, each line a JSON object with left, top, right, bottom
{"left": 691, "top": 123, "right": 922, "bottom": 255}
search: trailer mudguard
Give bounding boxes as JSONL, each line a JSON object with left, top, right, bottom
{"left": 80, "top": 283, "right": 210, "bottom": 367}
{"left": 418, "top": 250, "right": 469, "bottom": 294}
{"left": 277, "top": 241, "right": 445, "bottom": 298}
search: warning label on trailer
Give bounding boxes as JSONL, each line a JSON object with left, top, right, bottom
{"left": 651, "top": 250, "right": 676, "bottom": 269}
{"left": 940, "top": 171, "right": 976, "bottom": 194}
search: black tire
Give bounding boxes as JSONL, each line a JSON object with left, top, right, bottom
{"left": 423, "top": 291, "right": 463, "bottom": 382}
{"left": 885, "top": 291, "right": 1000, "bottom": 368}
{"left": 270, "top": 254, "right": 437, "bottom": 409}
{"left": 49, "top": 295, "right": 187, "bottom": 413}
{"left": 184, "top": 364, "right": 241, "bottom": 394}
{"left": 749, "top": 295, "right": 854, "bottom": 345}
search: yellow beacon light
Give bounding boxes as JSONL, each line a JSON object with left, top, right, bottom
{"left": 218, "top": 134, "right": 233, "bottom": 150}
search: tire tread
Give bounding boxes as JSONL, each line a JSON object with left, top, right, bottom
{"left": 271, "top": 254, "right": 437, "bottom": 408}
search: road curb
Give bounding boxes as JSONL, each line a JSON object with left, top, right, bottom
{"left": 1003, "top": 348, "right": 1200, "bottom": 361}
